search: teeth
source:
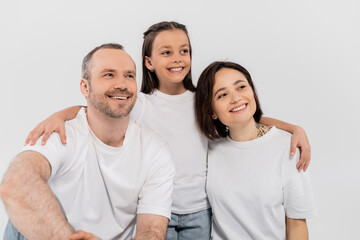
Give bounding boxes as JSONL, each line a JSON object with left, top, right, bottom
{"left": 111, "top": 96, "right": 127, "bottom": 100}
{"left": 170, "top": 67, "right": 182, "bottom": 72}
{"left": 231, "top": 105, "right": 246, "bottom": 112}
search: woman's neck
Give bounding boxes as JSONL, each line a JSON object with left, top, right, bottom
{"left": 229, "top": 119, "right": 271, "bottom": 142}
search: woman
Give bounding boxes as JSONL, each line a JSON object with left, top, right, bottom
{"left": 195, "top": 61, "right": 316, "bottom": 240}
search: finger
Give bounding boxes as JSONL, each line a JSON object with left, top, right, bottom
{"left": 58, "top": 126, "right": 67, "bottom": 144}
{"left": 30, "top": 131, "right": 44, "bottom": 146}
{"left": 290, "top": 140, "right": 297, "bottom": 156}
{"left": 41, "top": 131, "right": 52, "bottom": 145}
{"left": 25, "top": 132, "right": 34, "bottom": 145}
{"left": 303, "top": 156, "right": 311, "bottom": 171}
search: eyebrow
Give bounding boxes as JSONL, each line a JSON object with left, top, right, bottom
{"left": 100, "top": 69, "right": 116, "bottom": 74}
{"left": 158, "top": 43, "right": 189, "bottom": 51}
{"left": 213, "top": 79, "right": 246, "bottom": 97}
{"left": 100, "top": 69, "right": 136, "bottom": 75}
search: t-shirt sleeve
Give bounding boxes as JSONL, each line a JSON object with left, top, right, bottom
{"left": 136, "top": 143, "right": 175, "bottom": 219}
{"left": 22, "top": 127, "right": 75, "bottom": 180}
{"left": 283, "top": 149, "right": 317, "bottom": 219}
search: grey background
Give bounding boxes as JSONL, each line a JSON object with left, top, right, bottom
{"left": 0, "top": 0, "right": 359, "bottom": 239}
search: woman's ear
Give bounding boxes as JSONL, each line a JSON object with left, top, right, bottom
{"left": 80, "top": 78, "right": 90, "bottom": 99}
{"left": 145, "top": 56, "right": 154, "bottom": 72}
{"left": 212, "top": 113, "right": 218, "bottom": 120}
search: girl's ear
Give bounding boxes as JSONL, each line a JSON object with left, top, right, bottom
{"left": 145, "top": 56, "right": 154, "bottom": 71}
{"left": 80, "top": 79, "right": 90, "bottom": 99}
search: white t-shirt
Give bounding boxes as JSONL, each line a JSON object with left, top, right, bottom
{"left": 131, "top": 90, "right": 210, "bottom": 214}
{"left": 207, "top": 127, "right": 317, "bottom": 240}
{"left": 23, "top": 109, "right": 175, "bottom": 240}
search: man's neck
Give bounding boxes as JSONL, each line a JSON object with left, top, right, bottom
{"left": 86, "top": 106, "right": 129, "bottom": 148}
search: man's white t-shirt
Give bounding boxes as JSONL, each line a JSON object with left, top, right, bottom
{"left": 131, "top": 90, "right": 210, "bottom": 214}
{"left": 23, "top": 109, "right": 175, "bottom": 240}
{"left": 207, "top": 127, "right": 317, "bottom": 240}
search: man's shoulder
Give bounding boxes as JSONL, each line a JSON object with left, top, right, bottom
{"left": 130, "top": 119, "right": 168, "bottom": 148}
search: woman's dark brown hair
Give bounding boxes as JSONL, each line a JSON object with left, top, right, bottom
{"left": 195, "top": 61, "right": 263, "bottom": 140}
{"left": 141, "top": 21, "right": 196, "bottom": 94}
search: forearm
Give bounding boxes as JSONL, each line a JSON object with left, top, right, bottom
{"left": 0, "top": 152, "right": 74, "bottom": 239}
{"left": 259, "top": 116, "right": 298, "bottom": 134}
{"left": 132, "top": 230, "right": 164, "bottom": 240}
{"left": 286, "top": 217, "right": 308, "bottom": 240}
{"left": 55, "top": 106, "right": 83, "bottom": 120}
{"left": 132, "top": 214, "right": 168, "bottom": 240}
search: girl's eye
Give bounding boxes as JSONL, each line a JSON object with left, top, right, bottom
{"left": 162, "top": 51, "right": 170, "bottom": 55}
{"left": 181, "top": 49, "right": 189, "bottom": 54}
{"left": 126, "top": 74, "right": 135, "bottom": 79}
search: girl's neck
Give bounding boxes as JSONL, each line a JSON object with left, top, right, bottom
{"left": 158, "top": 81, "right": 187, "bottom": 95}
{"left": 229, "top": 119, "right": 270, "bottom": 142}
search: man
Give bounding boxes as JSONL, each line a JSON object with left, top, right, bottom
{"left": 0, "top": 43, "right": 175, "bottom": 240}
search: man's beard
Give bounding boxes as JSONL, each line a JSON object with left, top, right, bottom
{"left": 88, "top": 87, "right": 135, "bottom": 119}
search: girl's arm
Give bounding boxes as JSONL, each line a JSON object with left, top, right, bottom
{"left": 286, "top": 217, "right": 308, "bottom": 240}
{"left": 25, "top": 106, "right": 83, "bottom": 146}
{"left": 260, "top": 116, "right": 311, "bottom": 171}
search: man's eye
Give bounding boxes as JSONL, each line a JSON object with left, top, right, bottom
{"left": 105, "top": 73, "right": 114, "bottom": 77}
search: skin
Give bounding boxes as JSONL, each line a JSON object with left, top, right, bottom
{"left": 211, "top": 67, "right": 309, "bottom": 238}
{"left": 1, "top": 48, "right": 169, "bottom": 239}
{"left": 0, "top": 151, "right": 74, "bottom": 239}
{"left": 286, "top": 218, "right": 309, "bottom": 240}
{"left": 145, "top": 29, "right": 191, "bottom": 95}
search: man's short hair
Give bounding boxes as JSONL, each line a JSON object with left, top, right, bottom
{"left": 82, "top": 43, "right": 124, "bottom": 81}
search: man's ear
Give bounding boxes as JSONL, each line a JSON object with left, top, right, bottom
{"left": 80, "top": 79, "right": 90, "bottom": 99}
{"left": 144, "top": 56, "right": 154, "bottom": 72}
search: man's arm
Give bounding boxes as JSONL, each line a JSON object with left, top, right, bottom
{"left": 132, "top": 214, "right": 169, "bottom": 240}
{"left": 260, "top": 116, "right": 311, "bottom": 171}
{"left": 286, "top": 217, "right": 308, "bottom": 240}
{"left": 0, "top": 151, "right": 74, "bottom": 239}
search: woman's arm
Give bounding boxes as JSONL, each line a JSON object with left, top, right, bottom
{"left": 25, "top": 106, "right": 83, "bottom": 146}
{"left": 286, "top": 217, "right": 308, "bottom": 240}
{"left": 260, "top": 116, "right": 311, "bottom": 171}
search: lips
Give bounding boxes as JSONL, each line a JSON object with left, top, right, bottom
{"left": 230, "top": 104, "right": 247, "bottom": 112}
{"left": 168, "top": 67, "right": 184, "bottom": 72}
{"left": 106, "top": 90, "right": 133, "bottom": 100}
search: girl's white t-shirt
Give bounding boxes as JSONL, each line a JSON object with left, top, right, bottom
{"left": 131, "top": 90, "right": 210, "bottom": 214}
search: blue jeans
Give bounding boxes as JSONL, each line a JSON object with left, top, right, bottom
{"left": 166, "top": 208, "right": 212, "bottom": 240}
{"left": 3, "top": 196, "right": 66, "bottom": 240}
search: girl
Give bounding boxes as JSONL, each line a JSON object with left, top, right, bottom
{"left": 195, "top": 61, "right": 316, "bottom": 239}
{"left": 25, "top": 22, "right": 311, "bottom": 240}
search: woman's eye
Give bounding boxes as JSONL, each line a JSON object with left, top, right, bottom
{"left": 218, "top": 93, "right": 226, "bottom": 99}
{"left": 238, "top": 85, "right": 246, "bottom": 90}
